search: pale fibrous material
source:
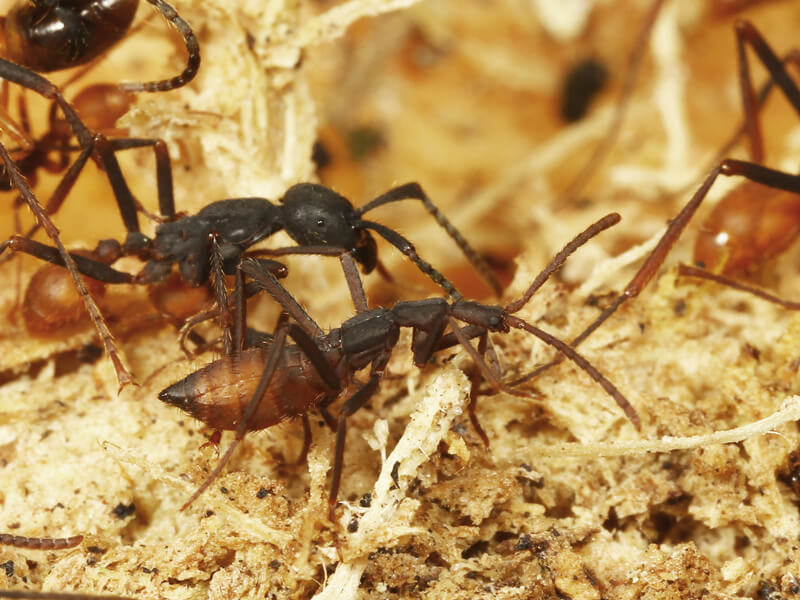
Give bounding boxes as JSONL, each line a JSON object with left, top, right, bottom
{"left": 1, "top": 1, "right": 800, "bottom": 599}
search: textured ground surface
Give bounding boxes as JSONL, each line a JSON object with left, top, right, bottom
{"left": 1, "top": 0, "right": 800, "bottom": 598}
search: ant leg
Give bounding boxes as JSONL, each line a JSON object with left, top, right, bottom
{"left": 0, "top": 59, "right": 92, "bottom": 147}
{"left": 21, "top": 144, "right": 96, "bottom": 240}
{"left": 0, "top": 533, "right": 82, "bottom": 549}
{"left": 359, "top": 220, "right": 463, "bottom": 301}
{"left": 181, "top": 317, "right": 341, "bottom": 510}
{"left": 445, "top": 317, "right": 539, "bottom": 406}
{"left": 733, "top": 20, "right": 800, "bottom": 163}
{"left": 177, "top": 265, "right": 287, "bottom": 355}
{"left": 0, "top": 238, "right": 133, "bottom": 284}
{"left": 677, "top": 264, "right": 800, "bottom": 309}
{"left": 340, "top": 252, "right": 368, "bottom": 313}
{"left": 562, "top": 0, "right": 666, "bottom": 201}
{"left": 109, "top": 138, "right": 175, "bottom": 218}
{"left": 180, "top": 319, "right": 292, "bottom": 511}
{"left": 320, "top": 406, "right": 337, "bottom": 431}
{"left": 0, "top": 146, "right": 134, "bottom": 388}
{"left": 232, "top": 266, "right": 246, "bottom": 354}
{"left": 240, "top": 258, "right": 324, "bottom": 338}
{"left": 248, "top": 246, "right": 368, "bottom": 313}
{"left": 524, "top": 158, "right": 800, "bottom": 384}
{"left": 706, "top": 48, "right": 800, "bottom": 173}
{"left": 209, "top": 236, "right": 232, "bottom": 355}
{"left": 356, "top": 182, "right": 502, "bottom": 296}
{"left": 119, "top": 0, "right": 200, "bottom": 93}
{"left": 295, "top": 414, "right": 312, "bottom": 465}
{"left": 501, "top": 315, "right": 641, "bottom": 429}
{"left": 330, "top": 365, "right": 387, "bottom": 521}
{"left": 467, "top": 331, "right": 492, "bottom": 447}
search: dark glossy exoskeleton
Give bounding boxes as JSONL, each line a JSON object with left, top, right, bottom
{"left": 0, "top": 0, "right": 137, "bottom": 73}
{"left": 0, "top": 0, "right": 199, "bottom": 90}
{"left": 0, "top": 0, "right": 200, "bottom": 236}
{"left": 526, "top": 20, "right": 800, "bottom": 384}
{"left": 158, "top": 213, "right": 639, "bottom": 521}
{"left": 138, "top": 182, "right": 499, "bottom": 299}
{"left": 1, "top": 176, "right": 501, "bottom": 380}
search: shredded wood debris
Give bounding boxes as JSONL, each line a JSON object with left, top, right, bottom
{"left": 1, "top": 1, "right": 800, "bottom": 599}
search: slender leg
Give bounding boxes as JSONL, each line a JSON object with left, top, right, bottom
{"left": 330, "top": 361, "right": 388, "bottom": 521}
{"left": 733, "top": 20, "right": 800, "bottom": 163}
{"left": 467, "top": 331, "right": 492, "bottom": 446}
{"left": 525, "top": 159, "right": 800, "bottom": 385}
{"left": 181, "top": 319, "right": 292, "bottom": 511}
{"left": 356, "top": 182, "right": 502, "bottom": 296}
{"left": 209, "top": 235, "right": 232, "bottom": 356}
{"left": 249, "top": 245, "right": 369, "bottom": 313}
{"left": 296, "top": 414, "right": 312, "bottom": 465}
{"left": 0, "top": 145, "right": 134, "bottom": 388}
{"left": 109, "top": 137, "right": 175, "bottom": 218}
{"left": 360, "top": 220, "right": 463, "bottom": 301}
{"left": 677, "top": 264, "right": 800, "bottom": 309}
{"left": 240, "top": 258, "right": 324, "bottom": 338}
{"left": 119, "top": 0, "right": 201, "bottom": 93}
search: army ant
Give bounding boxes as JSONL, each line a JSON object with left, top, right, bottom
{"left": 157, "top": 211, "right": 638, "bottom": 521}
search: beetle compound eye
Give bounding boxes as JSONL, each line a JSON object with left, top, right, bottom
{"left": 317, "top": 219, "right": 325, "bottom": 228}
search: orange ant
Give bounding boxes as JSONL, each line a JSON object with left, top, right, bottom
{"left": 519, "top": 20, "right": 800, "bottom": 383}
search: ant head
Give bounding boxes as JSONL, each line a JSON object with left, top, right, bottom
{"left": 451, "top": 301, "right": 509, "bottom": 333}
{"left": 280, "top": 183, "right": 373, "bottom": 261}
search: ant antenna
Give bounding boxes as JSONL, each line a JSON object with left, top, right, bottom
{"left": 505, "top": 212, "right": 622, "bottom": 314}
{"left": 118, "top": 0, "right": 200, "bottom": 93}
{"left": 356, "top": 182, "right": 502, "bottom": 296}
{"left": 359, "top": 220, "right": 464, "bottom": 301}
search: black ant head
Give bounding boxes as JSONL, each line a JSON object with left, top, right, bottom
{"left": 280, "top": 183, "right": 378, "bottom": 273}
{"left": 450, "top": 301, "right": 509, "bottom": 333}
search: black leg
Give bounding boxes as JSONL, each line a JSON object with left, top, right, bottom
{"left": 356, "top": 182, "right": 502, "bottom": 296}
{"left": 0, "top": 145, "right": 134, "bottom": 388}
{"left": 118, "top": 0, "right": 201, "bottom": 93}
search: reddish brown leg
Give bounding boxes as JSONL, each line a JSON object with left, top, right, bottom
{"left": 677, "top": 264, "right": 800, "bottom": 309}
{"left": 295, "top": 415, "right": 312, "bottom": 465}
{"left": 524, "top": 159, "right": 800, "bottom": 385}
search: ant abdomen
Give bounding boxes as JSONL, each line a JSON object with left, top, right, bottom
{"left": 0, "top": 0, "right": 138, "bottom": 73}
{"left": 72, "top": 84, "right": 135, "bottom": 132}
{"left": 693, "top": 181, "right": 800, "bottom": 276}
{"left": 159, "top": 346, "right": 327, "bottom": 431}
{"left": 22, "top": 253, "right": 107, "bottom": 335}
{"left": 147, "top": 272, "right": 215, "bottom": 322}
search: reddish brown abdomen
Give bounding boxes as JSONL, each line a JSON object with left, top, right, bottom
{"left": 694, "top": 181, "right": 800, "bottom": 276}
{"left": 159, "top": 346, "right": 336, "bottom": 431}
